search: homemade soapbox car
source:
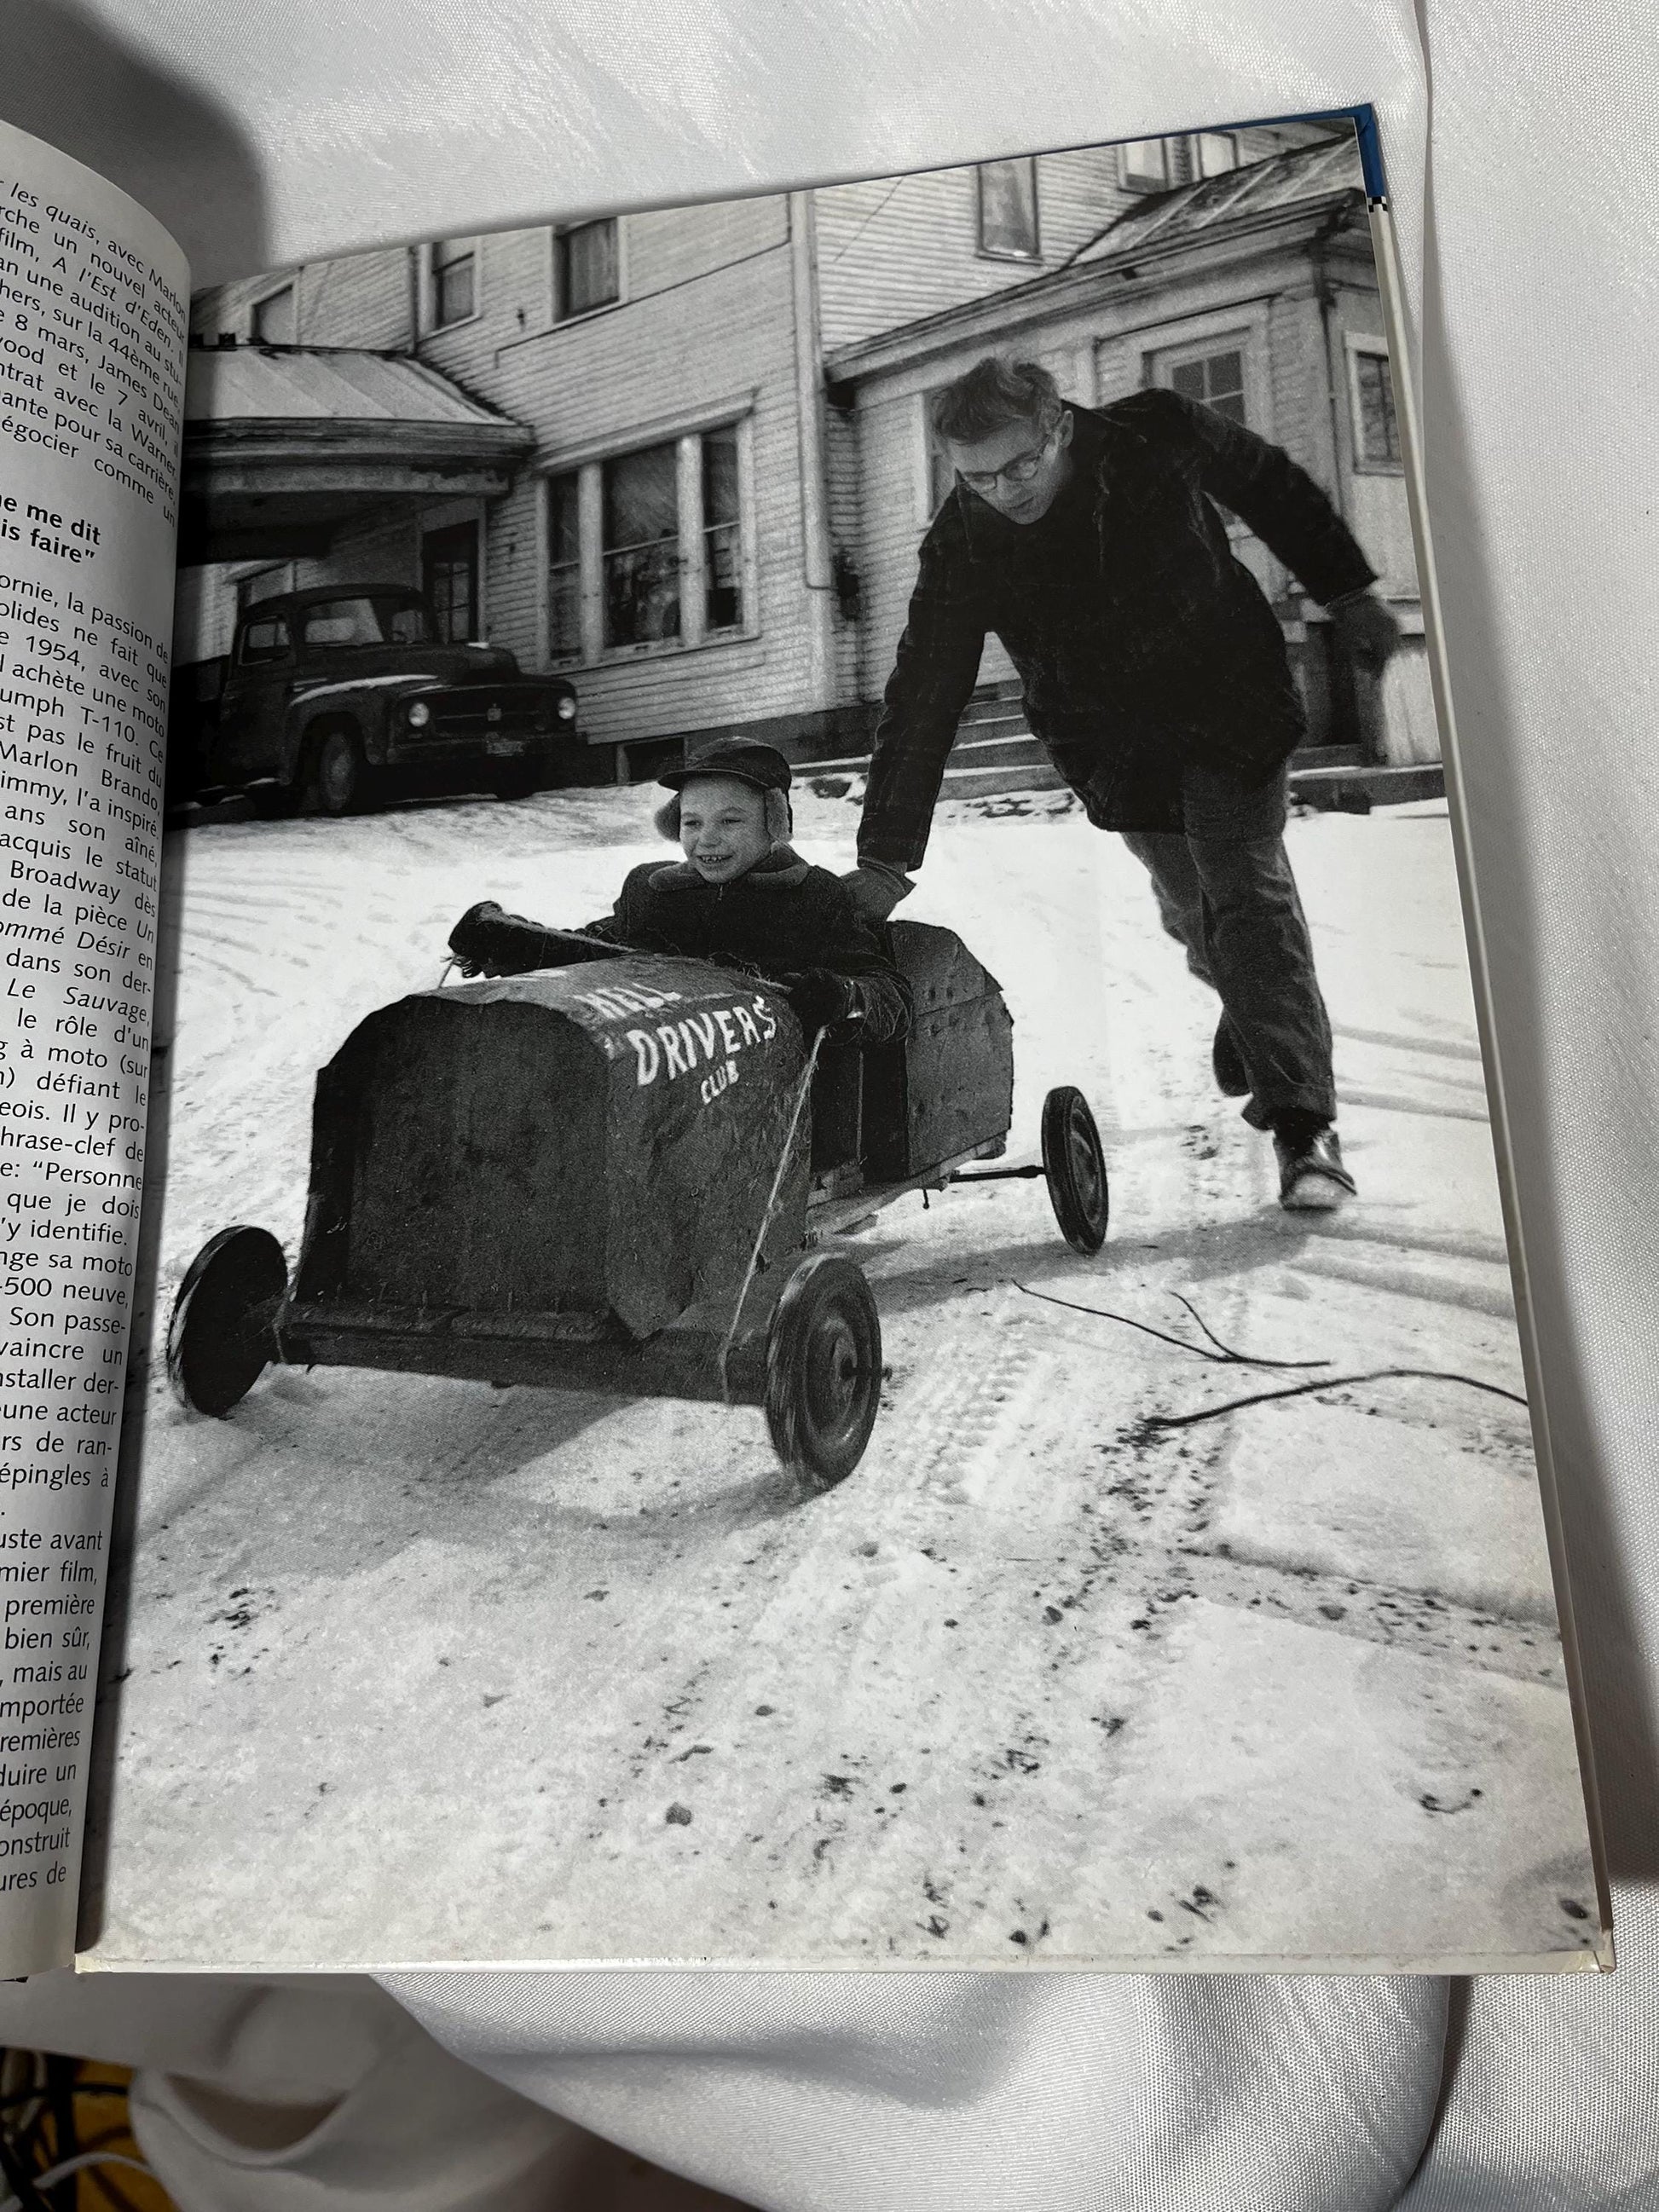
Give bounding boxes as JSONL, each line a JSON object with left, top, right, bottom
{"left": 166, "top": 923, "right": 1109, "bottom": 1487}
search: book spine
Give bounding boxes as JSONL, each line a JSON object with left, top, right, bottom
{"left": 0, "top": 118, "right": 187, "bottom": 1975}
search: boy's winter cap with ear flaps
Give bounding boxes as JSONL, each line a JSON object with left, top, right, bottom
{"left": 654, "top": 737, "right": 795, "bottom": 843}
{"left": 657, "top": 738, "right": 794, "bottom": 795}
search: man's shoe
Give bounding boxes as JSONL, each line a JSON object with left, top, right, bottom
{"left": 1212, "top": 1017, "right": 1250, "bottom": 1098}
{"left": 1273, "top": 1122, "right": 1356, "bottom": 1211}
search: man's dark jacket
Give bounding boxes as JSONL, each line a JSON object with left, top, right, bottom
{"left": 857, "top": 389, "right": 1378, "bottom": 863}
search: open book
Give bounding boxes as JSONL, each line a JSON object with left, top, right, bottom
{"left": 0, "top": 105, "right": 1609, "bottom": 1974}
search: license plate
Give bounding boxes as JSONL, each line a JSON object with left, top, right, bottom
{"left": 485, "top": 736, "right": 524, "bottom": 758}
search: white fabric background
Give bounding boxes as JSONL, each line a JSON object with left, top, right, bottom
{"left": 3, "top": 0, "right": 1657, "bottom": 2201}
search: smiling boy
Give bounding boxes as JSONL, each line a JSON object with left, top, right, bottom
{"left": 449, "top": 738, "right": 911, "bottom": 1044}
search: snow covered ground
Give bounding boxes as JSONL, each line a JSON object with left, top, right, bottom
{"left": 85, "top": 784, "right": 1599, "bottom": 1971}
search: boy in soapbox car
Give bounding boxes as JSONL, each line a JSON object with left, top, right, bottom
{"left": 166, "top": 736, "right": 1107, "bottom": 1493}
{"left": 448, "top": 737, "right": 912, "bottom": 1048}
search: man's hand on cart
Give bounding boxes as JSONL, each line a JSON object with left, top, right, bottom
{"left": 839, "top": 860, "right": 914, "bottom": 922}
{"left": 448, "top": 901, "right": 620, "bottom": 978}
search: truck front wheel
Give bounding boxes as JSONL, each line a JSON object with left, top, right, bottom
{"left": 307, "top": 726, "right": 368, "bottom": 817}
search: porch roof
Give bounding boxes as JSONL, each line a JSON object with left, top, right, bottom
{"left": 180, "top": 344, "right": 535, "bottom": 565}
{"left": 823, "top": 135, "right": 1367, "bottom": 388}
{"left": 1067, "top": 136, "right": 1367, "bottom": 262}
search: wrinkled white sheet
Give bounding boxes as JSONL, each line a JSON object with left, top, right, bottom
{"left": 3, "top": 0, "right": 1656, "bottom": 2201}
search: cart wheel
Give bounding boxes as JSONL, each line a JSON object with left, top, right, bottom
{"left": 1041, "top": 1085, "right": 1109, "bottom": 1255}
{"left": 166, "top": 1226, "right": 287, "bottom": 1417}
{"left": 765, "top": 1254, "right": 882, "bottom": 1491}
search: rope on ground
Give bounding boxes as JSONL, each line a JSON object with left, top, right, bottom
{"left": 1011, "top": 1282, "right": 1330, "bottom": 1370}
{"left": 1139, "top": 1366, "right": 1529, "bottom": 1430}
{"left": 1009, "top": 1283, "right": 1528, "bottom": 1425}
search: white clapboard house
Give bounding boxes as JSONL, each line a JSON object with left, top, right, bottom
{"left": 177, "top": 121, "right": 1432, "bottom": 800}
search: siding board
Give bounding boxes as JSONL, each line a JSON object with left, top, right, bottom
{"left": 815, "top": 148, "right": 1133, "bottom": 354}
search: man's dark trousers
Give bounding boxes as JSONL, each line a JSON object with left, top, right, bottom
{"left": 1119, "top": 764, "right": 1336, "bottom": 1134}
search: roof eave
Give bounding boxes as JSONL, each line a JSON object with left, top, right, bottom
{"left": 182, "top": 416, "right": 535, "bottom": 461}
{"left": 824, "top": 188, "right": 1364, "bottom": 385}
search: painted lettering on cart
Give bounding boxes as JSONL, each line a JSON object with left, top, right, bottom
{"left": 625, "top": 993, "right": 779, "bottom": 1093}
{"left": 573, "top": 982, "right": 685, "bottom": 1022}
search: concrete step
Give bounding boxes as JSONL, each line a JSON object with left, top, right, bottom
{"left": 940, "top": 762, "right": 1067, "bottom": 799}
{"left": 943, "top": 733, "right": 1049, "bottom": 771}
{"left": 953, "top": 710, "right": 1033, "bottom": 740}
{"left": 801, "top": 754, "right": 1066, "bottom": 803}
{"left": 801, "top": 726, "right": 1441, "bottom": 813}
{"left": 1291, "top": 761, "right": 1445, "bottom": 809}
{"left": 957, "top": 698, "right": 1030, "bottom": 727}
{"left": 803, "top": 731, "right": 1042, "bottom": 779}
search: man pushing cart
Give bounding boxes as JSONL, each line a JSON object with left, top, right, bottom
{"left": 836, "top": 356, "right": 1402, "bottom": 1213}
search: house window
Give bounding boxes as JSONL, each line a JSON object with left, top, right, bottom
{"left": 1120, "top": 138, "right": 1170, "bottom": 190}
{"left": 1195, "top": 131, "right": 1239, "bottom": 178}
{"left": 422, "top": 522, "right": 480, "bottom": 643}
{"left": 603, "top": 442, "right": 681, "bottom": 648}
{"left": 546, "top": 473, "right": 582, "bottom": 661}
{"left": 701, "top": 424, "right": 743, "bottom": 632}
{"left": 1352, "top": 346, "right": 1402, "bottom": 466}
{"left": 556, "top": 219, "right": 621, "bottom": 320}
{"left": 545, "top": 419, "right": 750, "bottom": 663}
{"left": 977, "top": 159, "right": 1040, "bottom": 260}
{"left": 251, "top": 285, "right": 296, "bottom": 345}
{"left": 431, "top": 239, "right": 477, "bottom": 328}
{"left": 1167, "top": 347, "right": 1248, "bottom": 426}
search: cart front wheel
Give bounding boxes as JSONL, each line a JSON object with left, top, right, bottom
{"left": 765, "top": 1254, "right": 882, "bottom": 1490}
{"left": 166, "top": 1226, "right": 287, "bottom": 1417}
{"left": 1041, "top": 1085, "right": 1109, "bottom": 1255}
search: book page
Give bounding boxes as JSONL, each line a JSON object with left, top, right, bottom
{"left": 0, "top": 119, "right": 184, "bottom": 1974}
{"left": 88, "top": 112, "right": 1602, "bottom": 1974}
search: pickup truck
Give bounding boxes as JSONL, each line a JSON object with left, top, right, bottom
{"left": 171, "top": 585, "right": 582, "bottom": 813}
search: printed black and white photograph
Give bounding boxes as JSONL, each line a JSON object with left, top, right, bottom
{"left": 90, "top": 113, "right": 1599, "bottom": 1969}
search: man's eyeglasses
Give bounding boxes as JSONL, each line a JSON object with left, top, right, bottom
{"left": 957, "top": 424, "right": 1061, "bottom": 495}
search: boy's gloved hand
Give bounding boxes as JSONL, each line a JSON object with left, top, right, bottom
{"left": 780, "top": 969, "right": 861, "bottom": 1037}
{"left": 840, "top": 862, "right": 913, "bottom": 922}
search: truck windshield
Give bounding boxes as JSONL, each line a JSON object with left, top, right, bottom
{"left": 298, "top": 597, "right": 433, "bottom": 651}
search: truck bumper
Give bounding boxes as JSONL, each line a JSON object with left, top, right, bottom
{"left": 380, "top": 734, "right": 556, "bottom": 771}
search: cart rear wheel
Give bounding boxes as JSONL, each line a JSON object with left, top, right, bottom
{"left": 166, "top": 1226, "right": 287, "bottom": 1417}
{"left": 765, "top": 1254, "right": 882, "bottom": 1490}
{"left": 1041, "top": 1085, "right": 1109, "bottom": 1254}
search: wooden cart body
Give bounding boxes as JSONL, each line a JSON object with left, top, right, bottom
{"left": 273, "top": 922, "right": 1014, "bottom": 1406}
